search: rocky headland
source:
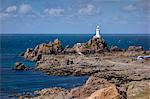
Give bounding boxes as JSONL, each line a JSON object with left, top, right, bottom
{"left": 18, "top": 36, "right": 150, "bottom": 99}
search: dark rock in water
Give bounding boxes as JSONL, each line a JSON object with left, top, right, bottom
{"left": 14, "top": 62, "right": 29, "bottom": 70}
{"left": 20, "top": 52, "right": 25, "bottom": 56}
{"left": 15, "top": 62, "right": 22, "bottom": 66}
{"left": 22, "top": 92, "right": 32, "bottom": 98}
{"left": 110, "top": 46, "right": 123, "bottom": 52}
{"left": 12, "top": 92, "right": 34, "bottom": 99}
{"left": 127, "top": 46, "right": 144, "bottom": 51}
{"left": 9, "top": 93, "right": 20, "bottom": 98}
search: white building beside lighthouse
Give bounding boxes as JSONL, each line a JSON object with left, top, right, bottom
{"left": 94, "top": 25, "right": 101, "bottom": 38}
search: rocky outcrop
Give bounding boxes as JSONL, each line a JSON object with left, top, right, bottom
{"left": 36, "top": 55, "right": 101, "bottom": 76}
{"left": 110, "top": 46, "right": 123, "bottom": 52}
{"left": 17, "top": 33, "right": 150, "bottom": 99}
{"left": 23, "top": 48, "right": 39, "bottom": 61}
{"left": 122, "top": 46, "right": 145, "bottom": 56}
{"left": 33, "top": 87, "right": 68, "bottom": 99}
{"left": 36, "top": 51, "right": 150, "bottom": 80}
{"left": 63, "top": 37, "right": 109, "bottom": 55}
{"left": 127, "top": 46, "right": 144, "bottom": 51}
{"left": 22, "top": 39, "right": 63, "bottom": 61}
{"left": 63, "top": 47, "right": 76, "bottom": 54}
{"left": 35, "top": 39, "right": 62, "bottom": 54}
{"left": 67, "top": 76, "right": 112, "bottom": 98}
{"left": 72, "top": 37, "right": 109, "bottom": 54}
{"left": 126, "top": 81, "right": 150, "bottom": 99}
{"left": 31, "top": 76, "right": 126, "bottom": 99}
{"left": 22, "top": 36, "right": 110, "bottom": 61}
{"left": 86, "top": 85, "right": 122, "bottom": 99}
{"left": 13, "top": 62, "right": 28, "bottom": 70}
{"left": 67, "top": 76, "right": 126, "bottom": 99}
{"left": 18, "top": 51, "right": 150, "bottom": 99}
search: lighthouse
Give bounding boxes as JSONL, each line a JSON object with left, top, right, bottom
{"left": 95, "top": 25, "right": 101, "bottom": 38}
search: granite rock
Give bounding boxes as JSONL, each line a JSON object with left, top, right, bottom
{"left": 22, "top": 39, "right": 63, "bottom": 61}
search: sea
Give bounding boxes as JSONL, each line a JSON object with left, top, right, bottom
{"left": 0, "top": 34, "right": 149, "bottom": 98}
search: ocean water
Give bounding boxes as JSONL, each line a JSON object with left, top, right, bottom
{"left": 0, "top": 34, "right": 149, "bottom": 98}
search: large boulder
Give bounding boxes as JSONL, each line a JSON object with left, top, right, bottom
{"left": 86, "top": 85, "right": 122, "bottom": 99}
{"left": 67, "top": 76, "right": 125, "bottom": 99}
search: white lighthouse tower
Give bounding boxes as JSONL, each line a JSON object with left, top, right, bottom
{"left": 95, "top": 25, "right": 101, "bottom": 38}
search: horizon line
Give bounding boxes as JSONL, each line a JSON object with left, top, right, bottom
{"left": 0, "top": 33, "right": 150, "bottom": 35}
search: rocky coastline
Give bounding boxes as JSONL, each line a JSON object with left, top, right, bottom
{"left": 15, "top": 36, "right": 150, "bottom": 99}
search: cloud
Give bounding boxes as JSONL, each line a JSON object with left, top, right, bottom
{"left": 1, "top": 5, "right": 17, "bottom": 19}
{"left": 0, "top": 4, "right": 36, "bottom": 19}
{"left": 136, "top": 0, "right": 150, "bottom": 13}
{"left": 123, "top": 4, "right": 136, "bottom": 11}
{"left": 19, "top": 4, "right": 32, "bottom": 14}
{"left": 78, "top": 4, "right": 95, "bottom": 15}
{"left": 6, "top": 6, "right": 17, "bottom": 13}
{"left": 123, "top": 0, "right": 149, "bottom": 13}
{"left": 44, "top": 8, "right": 64, "bottom": 16}
{"left": 0, "top": 13, "right": 9, "bottom": 18}
{"left": 0, "top": 12, "right": 18, "bottom": 19}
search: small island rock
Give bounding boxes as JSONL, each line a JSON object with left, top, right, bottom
{"left": 14, "top": 62, "right": 28, "bottom": 70}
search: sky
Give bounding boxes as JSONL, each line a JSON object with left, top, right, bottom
{"left": 0, "top": 0, "right": 149, "bottom": 34}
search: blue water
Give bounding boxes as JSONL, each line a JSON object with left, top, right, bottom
{"left": 0, "top": 34, "right": 149, "bottom": 98}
